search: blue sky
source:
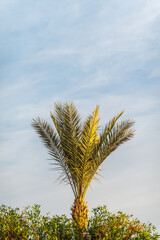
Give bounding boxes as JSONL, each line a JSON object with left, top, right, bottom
{"left": 0, "top": 0, "right": 160, "bottom": 231}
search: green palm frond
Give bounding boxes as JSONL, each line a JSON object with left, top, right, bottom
{"left": 31, "top": 117, "right": 78, "bottom": 197}
{"left": 32, "top": 117, "right": 62, "bottom": 162}
{"left": 99, "top": 118, "right": 135, "bottom": 164}
{"left": 50, "top": 102, "right": 82, "bottom": 193}
{"left": 50, "top": 102, "right": 81, "bottom": 156}
{"left": 98, "top": 110, "right": 124, "bottom": 148}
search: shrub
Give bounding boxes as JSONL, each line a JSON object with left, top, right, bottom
{"left": 87, "top": 206, "right": 160, "bottom": 240}
{"left": 0, "top": 204, "right": 159, "bottom": 239}
{"left": 0, "top": 204, "right": 73, "bottom": 240}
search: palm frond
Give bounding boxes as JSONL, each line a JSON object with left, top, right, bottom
{"left": 32, "top": 103, "right": 135, "bottom": 201}
{"left": 50, "top": 102, "right": 81, "bottom": 154}
{"left": 99, "top": 118, "right": 135, "bottom": 163}
{"left": 50, "top": 102, "right": 82, "bottom": 190}
{"left": 32, "top": 117, "right": 61, "bottom": 161}
{"left": 31, "top": 117, "right": 78, "bottom": 197}
{"left": 81, "top": 114, "right": 135, "bottom": 198}
{"left": 76, "top": 105, "right": 100, "bottom": 197}
{"left": 98, "top": 111, "right": 124, "bottom": 150}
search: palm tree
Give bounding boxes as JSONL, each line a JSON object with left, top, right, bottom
{"left": 32, "top": 102, "right": 134, "bottom": 238}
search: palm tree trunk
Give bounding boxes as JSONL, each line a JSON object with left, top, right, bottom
{"left": 71, "top": 198, "right": 89, "bottom": 239}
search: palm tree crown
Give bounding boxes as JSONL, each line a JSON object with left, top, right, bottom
{"left": 32, "top": 102, "right": 135, "bottom": 201}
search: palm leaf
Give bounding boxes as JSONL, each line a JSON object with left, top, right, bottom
{"left": 76, "top": 105, "right": 100, "bottom": 197}
{"left": 50, "top": 102, "right": 82, "bottom": 192}
{"left": 99, "top": 118, "right": 135, "bottom": 164}
{"left": 32, "top": 102, "right": 135, "bottom": 201}
{"left": 32, "top": 117, "right": 78, "bottom": 197}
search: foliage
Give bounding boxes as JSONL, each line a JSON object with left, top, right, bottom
{"left": 0, "top": 204, "right": 159, "bottom": 240}
{"left": 0, "top": 204, "right": 73, "bottom": 240}
{"left": 87, "top": 206, "right": 160, "bottom": 240}
{"left": 32, "top": 102, "right": 135, "bottom": 201}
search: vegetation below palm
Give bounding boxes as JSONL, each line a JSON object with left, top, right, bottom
{"left": 32, "top": 102, "right": 135, "bottom": 237}
{"left": 0, "top": 204, "right": 159, "bottom": 239}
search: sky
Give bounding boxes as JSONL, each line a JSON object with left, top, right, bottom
{"left": 0, "top": 0, "right": 160, "bottom": 232}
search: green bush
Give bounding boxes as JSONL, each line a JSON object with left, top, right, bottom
{"left": 87, "top": 206, "right": 160, "bottom": 240}
{"left": 0, "top": 205, "right": 73, "bottom": 240}
{"left": 0, "top": 204, "right": 159, "bottom": 239}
